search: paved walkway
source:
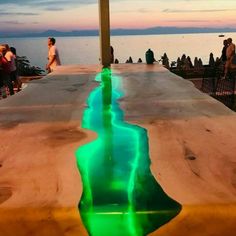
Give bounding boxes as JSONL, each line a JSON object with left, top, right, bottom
{"left": 0, "top": 64, "right": 235, "bottom": 236}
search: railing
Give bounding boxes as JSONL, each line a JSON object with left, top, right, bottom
{"left": 170, "top": 67, "right": 205, "bottom": 79}
{"left": 201, "top": 67, "right": 236, "bottom": 109}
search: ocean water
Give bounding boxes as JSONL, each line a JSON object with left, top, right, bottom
{"left": 0, "top": 32, "right": 235, "bottom": 71}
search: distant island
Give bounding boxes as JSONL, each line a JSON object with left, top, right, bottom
{"left": 1, "top": 26, "right": 236, "bottom": 38}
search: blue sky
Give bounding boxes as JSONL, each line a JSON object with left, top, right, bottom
{"left": 0, "top": 0, "right": 236, "bottom": 32}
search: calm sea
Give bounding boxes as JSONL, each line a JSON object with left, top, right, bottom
{"left": 1, "top": 32, "right": 235, "bottom": 72}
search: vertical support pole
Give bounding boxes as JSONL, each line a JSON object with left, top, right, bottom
{"left": 99, "top": 0, "right": 111, "bottom": 68}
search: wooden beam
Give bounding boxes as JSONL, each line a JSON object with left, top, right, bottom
{"left": 99, "top": 0, "right": 111, "bottom": 68}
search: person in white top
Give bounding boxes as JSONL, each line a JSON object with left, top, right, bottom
{"left": 46, "top": 37, "right": 61, "bottom": 73}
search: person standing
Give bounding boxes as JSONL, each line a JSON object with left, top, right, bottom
{"left": 0, "top": 51, "right": 6, "bottom": 98}
{"left": 221, "top": 39, "right": 228, "bottom": 63}
{"left": 5, "top": 45, "right": 21, "bottom": 92}
{"left": 46, "top": 37, "right": 61, "bottom": 73}
{"left": 110, "top": 46, "right": 114, "bottom": 64}
{"left": 0, "top": 45, "right": 14, "bottom": 96}
{"left": 145, "top": 48, "right": 155, "bottom": 64}
{"left": 223, "top": 38, "right": 235, "bottom": 78}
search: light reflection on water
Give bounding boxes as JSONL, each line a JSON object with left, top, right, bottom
{"left": 75, "top": 68, "right": 181, "bottom": 236}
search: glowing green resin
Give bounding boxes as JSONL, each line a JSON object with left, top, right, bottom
{"left": 75, "top": 68, "right": 181, "bottom": 236}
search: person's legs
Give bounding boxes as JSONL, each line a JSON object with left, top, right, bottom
{"left": 223, "top": 60, "right": 230, "bottom": 79}
{"left": 16, "top": 77, "right": 22, "bottom": 92}
{"left": 0, "top": 86, "right": 7, "bottom": 98}
{"left": 4, "top": 74, "right": 14, "bottom": 95}
{"left": 0, "top": 78, "right": 6, "bottom": 98}
{"left": 10, "top": 70, "right": 21, "bottom": 92}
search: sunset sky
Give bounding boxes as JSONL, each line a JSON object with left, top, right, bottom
{"left": 0, "top": 0, "right": 236, "bottom": 32}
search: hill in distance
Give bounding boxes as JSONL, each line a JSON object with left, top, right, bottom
{"left": 1, "top": 26, "right": 236, "bottom": 38}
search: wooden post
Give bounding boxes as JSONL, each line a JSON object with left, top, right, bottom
{"left": 99, "top": 0, "right": 111, "bottom": 68}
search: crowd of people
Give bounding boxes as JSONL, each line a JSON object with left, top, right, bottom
{"left": 1, "top": 36, "right": 236, "bottom": 99}
{"left": 0, "top": 44, "right": 21, "bottom": 99}
{"left": 0, "top": 37, "right": 62, "bottom": 99}
{"left": 221, "top": 37, "right": 236, "bottom": 79}
{"left": 158, "top": 37, "right": 236, "bottom": 79}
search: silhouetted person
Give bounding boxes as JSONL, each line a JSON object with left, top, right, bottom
{"left": 145, "top": 49, "right": 155, "bottom": 64}
{"left": 221, "top": 39, "right": 228, "bottom": 63}
{"left": 110, "top": 46, "right": 114, "bottom": 64}
{"left": 137, "top": 58, "right": 142, "bottom": 63}
{"left": 198, "top": 58, "right": 203, "bottom": 68}
{"left": 162, "top": 53, "right": 169, "bottom": 69}
{"left": 187, "top": 56, "right": 193, "bottom": 68}
{"left": 209, "top": 53, "right": 215, "bottom": 67}
{"left": 176, "top": 57, "right": 181, "bottom": 68}
{"left": 224, "top": 37, "right": 236, "bottom": 78}
{"left": 126, "top": 56, "right": 133, "bottom": 63}
{"left": 194, "top": 57, "right": 199, "bottom": 68}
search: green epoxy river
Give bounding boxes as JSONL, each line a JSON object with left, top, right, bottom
{"left": 75, "top": 68, "right": 181, "bottom": 236}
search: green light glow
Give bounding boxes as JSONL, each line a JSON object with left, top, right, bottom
{"left": 75, "top": 68, "right": 181, "bottom": 236}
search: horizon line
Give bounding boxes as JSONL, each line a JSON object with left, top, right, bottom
{"left": 2, "top": 25, "right": 236, "bottom": 33}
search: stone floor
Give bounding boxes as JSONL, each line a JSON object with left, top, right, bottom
{"left": 0, "top": 64, "right": 236, "bottom": 236}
